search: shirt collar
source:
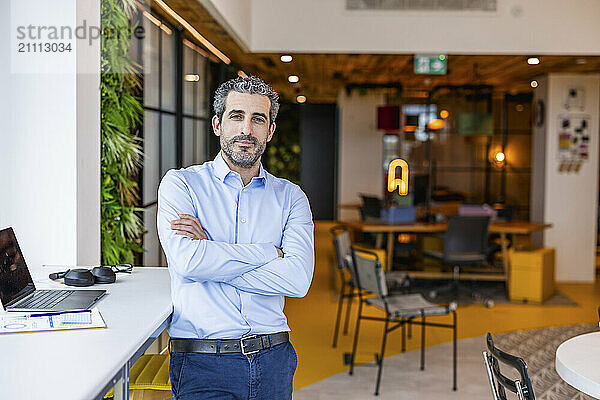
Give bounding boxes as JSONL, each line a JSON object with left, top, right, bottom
{"left": 213, "top": 151, "right": 231, "bottom": 182}
{"left": 213, "top": 151, "right": 267, "bottom": 186}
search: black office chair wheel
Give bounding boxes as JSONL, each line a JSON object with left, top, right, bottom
{"left": 485, "top": 299, "right": 495, "bottom": 308}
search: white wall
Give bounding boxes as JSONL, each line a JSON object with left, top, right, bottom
{"left": 242, "top": 0, "right": 600, "bottom": 54}
{"left": 197, "top": 0, "right": 252, "bottom": 51}
{"left": 337, "top": 91, "right": 385, "bottom": 220}
{"left": 532, "top": 74, "right": 600, "bottom": 282}
{"left": 0, "top": 0, "right": 100, "bottom": 275}
{"left": 76, "top": 0, "right": 101, "bottom": 267}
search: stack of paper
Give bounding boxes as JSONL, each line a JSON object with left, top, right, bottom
{"left": 0, "top": 307, "right": 106, "bottom": 334}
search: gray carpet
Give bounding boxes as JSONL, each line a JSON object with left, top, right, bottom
{"left": 400, "top": 279, "right": 577, "bottom": 306}
{"left": 494, "top": 324, "right": 597, "bottom": 400}
{"left": 294, "top": 324, "right": 596, "bottom": 399}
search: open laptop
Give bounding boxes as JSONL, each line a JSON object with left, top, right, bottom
{"left": 0, "top": 227, "right": 106, "bottom": 312}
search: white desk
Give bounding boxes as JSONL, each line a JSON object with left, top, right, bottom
{"left": 0, "top": 266, "right": 172, "bottom": 400}
{"left": 556, "top": 331, "right": 600, "bottom": 399}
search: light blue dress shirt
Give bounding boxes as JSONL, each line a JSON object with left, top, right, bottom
{"left": 157, "top": 152, "right": 314, "bottom": 339}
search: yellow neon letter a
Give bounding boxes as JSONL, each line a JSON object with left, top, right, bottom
{"left": 387, "top": 159, "right": 409, "bottom": 195}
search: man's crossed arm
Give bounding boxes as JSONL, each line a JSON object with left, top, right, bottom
{"left": 157, "top": 170, "right": 314, "bottom": 297}
{"left": 171, "top": 214, "right": 284, "bottom": 258}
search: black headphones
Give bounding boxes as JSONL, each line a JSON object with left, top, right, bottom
{"left": 49, "top": 264, "right": 133, "bottom": 287}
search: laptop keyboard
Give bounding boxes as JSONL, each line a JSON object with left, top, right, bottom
{"left": 16, "top": 290, "right": 76, "bottom": 309}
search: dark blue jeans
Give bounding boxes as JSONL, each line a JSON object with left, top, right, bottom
{"left": 169, "top": 341, "right": 297, "bottom": 399}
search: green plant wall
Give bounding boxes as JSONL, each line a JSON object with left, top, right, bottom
{"left": 100, "top": 0, "right": 144, "bottom": 264}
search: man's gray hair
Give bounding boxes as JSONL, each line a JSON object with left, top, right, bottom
{"left": 213, "top": 76, "right": 280, "bottom": 126}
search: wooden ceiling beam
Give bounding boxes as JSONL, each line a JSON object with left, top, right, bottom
{"left": 153, "top": 1, "right": 600, "bottom": 103}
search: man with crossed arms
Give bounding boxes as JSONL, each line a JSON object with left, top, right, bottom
{"left": 157, "top": 75, "right": 314, "bottom": 399}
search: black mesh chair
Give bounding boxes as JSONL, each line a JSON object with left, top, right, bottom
{"left": 358, "top": 195, "right": 383, "bottom": 248}
{"left": 423, "top": 215, "right": 493, "bottom": 305}
{"left": 359, "top": 194, "right": 382, "bottom": 220}
{"left": 330, "top": 225, "right": 358, "bottom": 348}
{"left": 483, "top": 333, "right": 535, "bottom": 400}
{"left": 348, "top": 248, "right": 457, "bottom": 396}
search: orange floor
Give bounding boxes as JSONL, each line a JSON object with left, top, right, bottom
{"left": 286, "top": 221, "right": 600, "bottom": 390}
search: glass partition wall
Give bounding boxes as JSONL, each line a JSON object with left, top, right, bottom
{"left": 132, "top": 5, "right": 214, "bottom": 266}
{"left": 385, "top": 92, "right": 532, "bottom": 220}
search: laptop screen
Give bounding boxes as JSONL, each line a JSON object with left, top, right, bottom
{"left": 0, "top": 228, "right": 35, "bottom": 307}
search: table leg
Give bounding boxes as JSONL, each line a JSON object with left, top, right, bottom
{"left": 386, "top": 232, "right": 394, "bottom": 271}
{"left": 375, "top": 233, "right": 383, "bottom": 249}
{"left": 500, "top": 232, "right": 509, "bottom": 293}
{"left": 114, "top": 364, "right": 129, "bottom": 400}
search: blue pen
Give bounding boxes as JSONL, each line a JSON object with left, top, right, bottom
{"left": 29, "top": 309, "right": 92, "bottom": 318}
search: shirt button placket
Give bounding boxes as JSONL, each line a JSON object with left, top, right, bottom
{"left": 239, "top": 188, "right": 248, "bottom": 236}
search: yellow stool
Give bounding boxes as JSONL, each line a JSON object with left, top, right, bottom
{"left": 104, "top": 354, "right": 172, "bottom": 399}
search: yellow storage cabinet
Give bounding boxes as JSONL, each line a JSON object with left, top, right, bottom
{"left": 509, "top": 248, "right": 555, "bottom": 303}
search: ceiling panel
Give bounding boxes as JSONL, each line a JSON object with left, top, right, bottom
{"left": 160, "top": 0, "right": 600, "bottom": 103}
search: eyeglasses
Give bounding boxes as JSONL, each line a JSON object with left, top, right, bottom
{"left": 100, "top": 263, "right": 133, "bottom": 274}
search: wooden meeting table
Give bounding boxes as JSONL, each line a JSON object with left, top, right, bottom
{"left": 340, "top": 219, "right": 552, "bottom": 283}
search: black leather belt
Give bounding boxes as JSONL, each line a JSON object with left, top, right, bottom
{"left": 169, "top": 332, "right": 289, "bottom": 355}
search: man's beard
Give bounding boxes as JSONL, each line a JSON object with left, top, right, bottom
{"left": 221, "top": 134, "right": 266, "bottom": 169}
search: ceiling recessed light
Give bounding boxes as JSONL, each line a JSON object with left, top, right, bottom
{"left": 288, "top": 75, "right": 299, "bottom": 83}
{"left": 527, "top": 57, "right": 540, "bottom": 65}
{"left": 576, "top": 58, "right": 587, "bottom": 65}
{"left": 184, "top": 74, "right": 200, "bottom": 82}
{"left": 296, "top": 95, "right": 306, "bottom": 103}
{"left": 530, "top": 80, "right": 538, "bottom": 88}
{"left": 280, "top": 55, "right": 293, "bottom": 63}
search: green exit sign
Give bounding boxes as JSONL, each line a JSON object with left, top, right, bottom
{"left": 414, "top": 54, "right": 447, "bottom": 75}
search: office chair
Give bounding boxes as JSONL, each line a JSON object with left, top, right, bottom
{"left": 423, "top": 215, "right": 493, "bottom": 306}
{"left": 357, "top": 194, "right": 383, "bottom": 248}
{"left": 330, "top": 226, "right": 408, "bottom": 348}
{"left": 347, "top": 248, "right": 457, "bottom": 396}
{"left": 483, "top": 333, "right": 535, "bottom": 400}
{"left": 330, "top": 225, "right": 358, "bottom": 348}
{"left": 359, "top": 194, "right": 382, "bottom": 220}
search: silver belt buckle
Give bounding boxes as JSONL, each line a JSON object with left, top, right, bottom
{"left": 240, "top": 334, "right": 259, "bottom": 355}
